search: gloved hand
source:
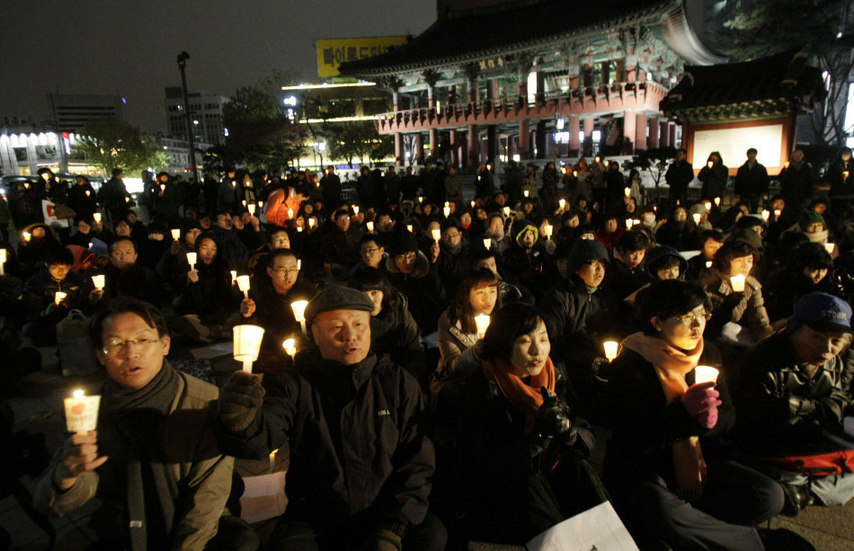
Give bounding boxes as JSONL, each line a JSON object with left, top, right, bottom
{"left": 680, "top": 381, "right": 721, "bottom": 430}
{"left": 533, "top": 388, "right": 576, "bottom": 446}
{"left": 219, "top": 371, "right": 265, "bottom": 433}
{"left": 359, "top": 527, "right": 403, "bottom": 551}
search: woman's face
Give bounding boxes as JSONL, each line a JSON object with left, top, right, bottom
{"left": 364, "top": 289, "right": 383, "bottom": 316}
{"left": 803, "top": 267, "right": 828, "bottom": 285}
{"left": 116, "top": 221, "right": 131, "bottom": 236}
{"left": 655, "top": 304, "right": 708, "bottom": 351}
{"left": 509, "top": 320, "right": 550, "bottom": 377}
{"left": 468, "top": 284, "right": 498, "bottom": 316}
{"left": 197, "top": 238, "right": 217, "bottom": 265}
{"left": 577, "top": 259, "right": 606, "bottom": 287}
{"left": 729, "top": 254, "right": 753, "bottom": 277}
{"left": 605, "top": 219, "right": 618, "bottom": 233}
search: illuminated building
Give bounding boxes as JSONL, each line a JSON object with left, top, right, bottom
{"left": 165, "top": 87, "right": 228, "bottom": 146}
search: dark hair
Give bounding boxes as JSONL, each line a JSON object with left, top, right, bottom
{"left": 700, "top": 229, "right": 725, "bottom": 245}
{"left": 482, "top": 302, "right": 545, "bottom": 362}
{"left": 617, "top": 230, "right": 650, "bottom": 253}
{"left": 440, "top": 218, "right": 462, "bottom": 233}
{"left": 89, "top": 297, "right": 169, "bottom": 350}
{"left": 358, "top": 233, "right": 382, "bottom": 248}
{"left": 793, "top": 242, "right": 833, "bottom": 272}
{"left": 109, "top": 237, "right": 137, "bottom": 254}
{"left": 636, "top": 280, "right": 711, "bottom": 336}
{"left": 470, "top": 247, "right": 497, "bottom": 265}
{"left": 268, "top": 248, "right": 298, "bottom": 265}
{"left": 349, "top": 267, "right": 399, "bottom": 311}
{"left": 45, "top": 246, "right": 74, "bottom": 266}
{"left": 454, "top": 267, "right": 502, "bottom": 334}
{"left": 648, "top": 253, "right": 683, "bottom": 279}
{"left": 712, "top": 239, "right": 757, "bottom": 276}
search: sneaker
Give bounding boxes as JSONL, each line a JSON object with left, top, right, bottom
{"left": 780, "top": 482, "right": 814, "bottom": 516}
{"left": 758, "top": 527, "right": 815, "bottom": 551}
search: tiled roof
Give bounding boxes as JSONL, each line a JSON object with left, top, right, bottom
{"left": 338, "top": 0, "right": 672, "bottom": 76}
{"left": 660, "top": 50, "right": 825, "bottom": 120}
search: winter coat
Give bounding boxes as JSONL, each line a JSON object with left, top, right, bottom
{"left": 385, "top": 251, "right": 446, "bottom": 334}
{"left": 734, "top": 161, "right": 769, "bottom": 198}
{"left": 701, "top": 271, "right": 773, "bottom": 343}
{"left": 698, "top": 163, "right": 728, "bottom": 200}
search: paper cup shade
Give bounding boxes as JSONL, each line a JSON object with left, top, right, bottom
{"left": 694, "top": 365, "right": 719, "bottom": 385}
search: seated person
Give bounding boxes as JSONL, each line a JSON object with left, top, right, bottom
{"left": 22, "top": 246, "right": 87, "bottom": 346}
{"left": 89, "top": 237, "right": 161, "bottom": 307}
{"left": 239, "top": 249, "right": 315, "bottom": 371}
{"left": 431, "top": 267, "right": 501, "bottom": 401}
{"left": 170, "top": 233, "right": 239, "bottom": 344}
{"left": 249, "top": 227, "right": 290, "bottom": 279}
{"left": 606, "top": 230, "right": 651, "bottom": 300}
{"left": 685, "top": 230, "right": 724, "bottom": 282}
{"left": 604, "top": 280, "right": 788, "bottom": 550}
{"left": 736, "top": 292, "right": 854, "bottom": 513}
{"left": 434, "top": 302, "right": 607, "bottom": 545}
{"left": 763, "top": 242, "right": 836, "bottom": 323}
{"left": 34, "top": 298, "right": 257, "bottom": 550}
{"left": 351, "top": 234, "right": 387, "bottom": 274}
{"left": 215, "top": 286, "right": 446, "bottom": 550}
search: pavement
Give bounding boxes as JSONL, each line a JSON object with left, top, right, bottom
{"left": 3, "top": 340, "right": 854, "bottom": 551}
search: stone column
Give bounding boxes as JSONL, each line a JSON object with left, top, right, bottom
{"left": 394, "top": 133, "right": 403, "bottom": 167}
{"left": 623, "top": 110, "right": 636, "bottom": 153}
{"left": 429, "top": 128, "right": 439, "bottom": 159}
{"left": 449, "top": 130, "right": 458, "bottom": 167}
{"left": 414, "top": 133, "right": 424, "bottom": 165}
{"left": 668, "top": 122, "right": 677, "bottom": 148}
{"left": 536, "top": 120, "right": 547, "bottom": 159}
{"left": 660, "top": 119, "right": 670, "bottom": 147}
{"left": 518, "top": 119, "right": 531, "bottom": 159}
{"left": 467, "top": 125, "right": 479, "bottom": 168}
{"left": 487, "top": 126, "right": 498, "bottom": 163}
{"left": 635, "top": 112, "right": 647, "bottom": 150}
{"left": 392, "top": 91, "right": 400, "bottom": 112}
{"left": 648, "top": 117, "right": 659, "bottom": 149}
{"left": 569, "top": 115, "right": 581, "bottom": 153}
{"left": 427, "top": 86, "right": 435, "bottom": 109}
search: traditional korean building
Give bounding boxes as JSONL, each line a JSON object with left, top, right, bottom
{"left": 338, "top": 0, "right": 724, "bottom": 167}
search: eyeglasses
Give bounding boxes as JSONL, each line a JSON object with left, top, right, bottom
{"left": 673, "top": 310, "right": 712, "bottom": 327}
{"left": 272, "top": 268, "right": 300, "bottom": 276}
{"left": 361, "top": 247, "right": 379, "bottom": 255}
{"left": 395, "top": 252, "right": 416, "bottom": 261}
{"left": 102, "top": 337, "right": 160, "bottom": 356}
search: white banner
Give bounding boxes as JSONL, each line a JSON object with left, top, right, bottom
{"left": 41, "top": 200, "right": 70, "bottom": 228}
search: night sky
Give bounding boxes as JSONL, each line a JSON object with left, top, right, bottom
{"left": 0, "top": 0, "right": 434, "bottom": 133}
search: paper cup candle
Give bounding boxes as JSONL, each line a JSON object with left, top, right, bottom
{"left": 236, "top": 275, "right": 251, "bottom": 299}
{"left": 543, "top": 224, "right": 553, "bottom": 239}
{"left": 171, "top": 228, "right": 180, "bottom": 241}
{"left": 22, "top": 231, "right": 31, "bottom": 243}
{"left": 774, "top": 209, "right": 782, "bottom": 218}
{"left": 761, "top": 210, "right": 770, "bottom": 222}
{"left": 714, "top": 197, "right": 721, "bottom": 207}
{"left": 64, "top": 389, "right": 100, "bottom": 434}
{"left": 443, "top": 206, "right": 451, "bottom": 218}
{"left": 93, "top": 213, "right": 102, "bottom": 224}
{"left": 730, "top": 274, "right": 747, "bottom": 293}
{"left": 366, "top": 221, "right": 374, "bottom": 232}
{"left": 186, "top": 252, "right": 197, "bottom": 271}
{"left": 282, "top": 337, "right": 296, "bottom": 359}
{"left": 230, "top": 270, "right": 237, "bottom": 286}
{"left": 431, "top": 228, "right": 441, "bottom": 242}
{"left": 91, "top": 274, "right": 105, "bottom": 290}
{"left": 692, "top": 213, "right": 702, "bottom": 225}
{"left": 406, "top": 224, "right": 413, "bottom": 233}
{"left": 603, "top": 340, "right": 620, "bottom": 362}
{"left": 248, "top": 203, "right": 256, "bottom": 215}
{"left": 523, "top": 190, "right": 529, "bottom": 198}
{"left": 0, "top": 248, "right": 6, "bottom": 275}
{"left": 353, "top": 205, "right": 360, "bottom": 215}
{"left": 483, "top": 238, "right": 492, "bottom": 250}
{"left": 694, "top": 365, "right": 719, "bottom": 385}
{"left": 502, "top": 206, "right": 510, "bottom": 217}
{"left": 624, "top": 187, "right": 631, "bottom": 197}
{"left": 54, "top": 291, "right": 67, "bottom": 305}
{"left": 288, "top": 208, "right": 294, "bottom": 219}
{"left": 825, "top": 243, "right": 835, "bottom": 255}
{"left": 625, "top": 219, "right": 633, "bottom": 230}
{"left": 233, "top": 325, "right": 265, "bottom": 373}
{"left": 290, "top": 300, "right": 309, "bottom": 335}
{"left": 474, "top": 314, "right": 491, "bottom": 339}
{"left": 707, "top": 161, "right": 713, "bottom": 169}
{"left": 559, "top": 198, "right": 566, "bottom": 210}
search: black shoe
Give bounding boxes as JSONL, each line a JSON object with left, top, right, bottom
{"left": 780, "top": 482, "right": 814, "bottom": 516}
{"left": 758, "top": 527, "right": 815, "bottom": 551}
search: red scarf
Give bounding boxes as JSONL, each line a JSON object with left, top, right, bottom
{"left": 483, "top": 356, "right": 556, "bottom": 432}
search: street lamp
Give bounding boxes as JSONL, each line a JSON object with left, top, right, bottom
{"left": 177, "top": 51, "right": 200, "bottom": 185}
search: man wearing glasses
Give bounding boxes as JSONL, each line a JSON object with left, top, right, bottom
{"left": 34, "top": 297, "right": 256, "bottom": 550}
{"left": 240, "top": 248, "right": 315, "bottom": 371}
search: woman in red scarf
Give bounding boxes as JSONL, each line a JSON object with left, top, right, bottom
{"left": 433, "top": 302, "right": 607, "bottom": 546}
{"left": 603, "top": 280, "right": 797, "bottom": 550}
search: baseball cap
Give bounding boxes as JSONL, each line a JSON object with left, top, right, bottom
{"left": 788, "top": 292, "right": 853, "bottom": 334}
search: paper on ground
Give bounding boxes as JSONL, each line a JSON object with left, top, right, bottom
{"left": 526, "top": 501, "right": 638, "bottom": 551}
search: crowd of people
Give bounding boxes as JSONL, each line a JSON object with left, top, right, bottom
{"left": 3, "top": 145, "right": 854, "bottom": 550}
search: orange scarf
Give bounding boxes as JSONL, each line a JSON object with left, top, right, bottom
{"left": 621, "top": 332, "right": 707, "bottom": 500}
{"left": 483, "top": 356, "right": 556, "bottom": 432}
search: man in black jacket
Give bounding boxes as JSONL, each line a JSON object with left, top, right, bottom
{"left": 665, "top": 148, "right": 694, "bottom": 206}
{"left": 734, "top": 148, "right": 770, "bottom": 213}
{"left": 216, "top": 286, "right": 446, "bottom": 551}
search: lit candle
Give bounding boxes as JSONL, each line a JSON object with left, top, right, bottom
{"left": 474, "top": 314, "right": 491, "bottom": 339}
{"left": 694, "top": 365, "right": 719, "bottom": 385}
{"left": 595, "top": 156, "right": 601, "bottom": 164}
{"left": 573, "top": 170, "right": 578, "bottom": 177}
{"left": 242, "top": 200, "right": 247, "bottom": 207}
{"left": 297, "top": 259, "right": 301, "bottom": 270}
{"left": 91, "top": 274, "right": 105, "bottom": 290}
{"left": 703, "top": 201, "right": 712, "bottom": 212}
{"left": 308, "top": 217, "right": 316, "bottom": 228}
{"left": 844, "top": 171, "right": 850, "bottom": 180}
{"left": 418, "top": 196, "right": 423, "bottom": 204}
{"left": 233, "top": 324, "right": 265, "bottom": 373}
{"left": 692, "top": 213, "right": 701, "bottom": 225}
{"left": 248, "top": 203, "right": 256, "bottom": 215}
{"left": 85, "top": 190, "right": 91, "bottom": 197}
{"left": 297, "top": 226, "right": 304, "bottom": 232}
{"left": 502, "top": 206, "right": 510, "bottom": 217}
{"left": 258, "top": 201, "right": 264, "bottom": 208}
{"left": 483, "top": 238, "right": 492, "bottom": 249}
{"left": 761, "top": 210, "right": 770, "bottom": 222}
{"left": 288, "top": 208, "right": 294, "bottom": 219}
{"left": 0, "top": 248, "right": 5, "bottom": 275}
{"left": 282, "top": 337, "right": 296, "bottom": 359}
{"left": 160, "top": 184, "right": 166, "bottom": 192}
{"left": 559, "top": 198, "right": 566, "bottom": 209}
{"left": 624, "top": 187, "right": 631, "bottom": 197}
{"left": 171, "top": 228, "right": 180, "bottom": 241}
{"left": 705, "top": 260, "right": 713, "bottom": 269}
{"left": 443, "top": 206, "right": 451, "bottom": 217}
{"left": 603, "top": 340, "right": 619, "bottom": 362}
{"left": 604, "top": 160, "right": 610, "bottom": 168}
{"left": 231, "top": 181, "right": 236, "bottom": 188}
{"left": 22, "top": 231, "right": 31, "bottom": 243}
{"left": 406, "top": 224, "right": 413, "bottom": 232}
{"left": 632, "top": 219, "right": 641, "bottom": 227}
{"left": 445, "top": 202, "right": 450, "bottom": 208}
{"left": 366, "top": 221, "right": 374, "bottom": 232}
{"left": 543, "top": 223, "right": 553, "bottom": 239}
{"left": 523, "top": 190, "right": 529, "bottom": 198}
{"left": 774, "top": 209, "right": 782, "bottom": 218}
{"left": 64, "top": 389, "right": 100, "bottom": 434}
{"left": 93, "top": 213, "right": 102, "bottom": 224}
{"left": 269, "top": 451, "right": 277, "bottom": 471}
{"left": 186, "top": 252, "right": 197, "bottom": 271}
{"left": 236, "top": 275, "right": 250, "bottom": 299}
{"left": 470, "top": 200, "right": 476, "bottom": 208}
{"left": 707, "top": 161, "right": 713, "bottom": 169}
{"left": 824, "top": 243, "right": 835, "bottom": 255}
{"left": 353, "top": 205, "right": 360, "bottom": 215}
{"left": 230, "top": 270, "right": 237, "bottom": 286}
{"left": 431, "top": 228, "right": 441, "bottom": 242}
{"left": 714, "top": 197, "right": 721, "bottom": 207}
{"left": 625, "top": 219, "right": 633, "bottom": 230}
{"left": 290, "top": 300, "right": 309, "bottom": 335}
{"left": 125, "top": 196, "right": 131, "bottom": 203}
{"left": 730, "top": 274, "right": 746, "bottom": 293}
{"left": 54, "top": 291, "right": 67, "bottom": 305}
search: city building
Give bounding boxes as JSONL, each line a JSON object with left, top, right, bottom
{"left": 165, "top": 87, "right": 228, "bottom": 146}
{"left": 0, "top": 123, "right": 101, "bottom": 176}
{"left": 338, "top": 0, "right": 726, "bottom": 168}
{"left": 160, "top": 136, "right": 213, "bottom": 176}
{"left": 48, "top": 93, "right": 126, "bottom": 133}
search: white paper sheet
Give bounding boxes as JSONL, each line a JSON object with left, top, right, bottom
{"left": 526, "top": 501, "right": 638, "bottom": 551}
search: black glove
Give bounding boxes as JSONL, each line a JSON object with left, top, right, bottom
{"left": 219, "top": 372, "right": 265, "bottom": 432}
{"left": 533, "top": 388, "right": 576, "bottom": 447}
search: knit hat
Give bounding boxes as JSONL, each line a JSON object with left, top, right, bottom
{"left": 787, "top": 292, "right": 853, "bottom": 334}
{"left": 799, "top": 210, "right": 826, "bottom": 229}
{"left": 387, "top": 230, "right": 418, "bottom": 256}
{"left": 567, "top": 239, "right": 609, "bottom": 274}
{"left": 305, "top": 285, "right": 376, "bottom": 324}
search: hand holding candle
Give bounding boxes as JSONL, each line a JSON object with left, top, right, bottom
{"left": 366, "top": 221, "right": 375, "bottom": 232}
{"left": 248, "top": 203, "right": 256, "bottom": 215}
{"left": 236, "top": 275, "right": 251, "bottom": 299}
{"left": 55, "top": 291, "right": 67, "bottom": 305}
{"left": 186, "top": 252, "right": 197, "bottom": 271}
{"left": 730, "top": 274, "right": 746, "bottom": 293}
{"left": 64, "top": 389, "right": 101, "bottom": 434}
{"left": 603, "top": 340, "right": 619, "bottom": 362}
{"left": 91, "top": 274, "right": 105, "bottom": 290}
{"left": 559, "top": 198, "right": 566, "bottom": 210}
{"left": 291, "top": 300, "right": 309, "bottom": 335}
{"left": 431, "top": 228, "right": 441, "bottom": 242}
{"left": 233, "top": 325, "right": 265, "bottom": 373}
{"left": 474, "top": 314, "right": 491, "bottom": 339}
{"left": 282, "top": 337, "right": 297, "bottom": 359}
{"left": 171, "top": 228, "right": 180, "bottom": 241}
{"left": 483, "top": 238, "right": 491, "bottom": 250}
{"left": 693, "top": 365, "right": 719, "bottom": 385}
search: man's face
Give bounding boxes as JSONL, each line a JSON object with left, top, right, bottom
{"left": 217, "top": 214, "right": 233, "bottom": 230}
{"left": 577, "top": 259, "right": 606, "bottom": 287}
{"left": 198, "top": 238, "right": 217, "bottom": 265}
{"left": 378, "top": 215, "right": 394, "bottom": 232}
{"left": 271, "top": 231, "right": 290, "bottom": 250}
{"left": 110, "top": 241, "right": 138, "bottom": 270}
{"left": 442, "top": 227, "right": 462, "bottom": 248}
{"left": 703, "top": 239, "right": 723, "bottom": 260}
{"left": 96, "top": 312, "right": 169, "bottom": 390}
{"left": 474, "top": 257, "right": 499, "bottom": 278}
{"left": 677, "top": 150, "right": 686, "bottom": 162}
{"left": 813, "top": 203, "right": 827, "bottom": 215}
{"left": 335, "top": 213, "right": 351, "bottom": 232}
{"left": 623, "top": 249, "right": 646, "bottom": 269}
{"left": 48, "top": 263, "right": 71, "bottom": 282}
{"left": 311, "top": 309, "right": 371, "bottom": 365}
{"left": 78, "top": 221, "right": 91, "bottom": 234}
{"left": 792, "top": 151, "right": 804, "bottom": 163}
{"left": 185, "top": 228, "right": 201, "bottom": 247}
{"left": 605, "top": 219, "right": 618, "bottom": 233}
{"left": 729, "top": 254, "right": 753, "bottom": 277}
{"left": 360, "top": 241, "right": 384, "bottom": 268}
{"left": 267, "top": 255, "right": 299, "bottom": 294}
{"left": 747, "top": 151, "right": 757, "bottom": 162}
{"left": 394, "top": 251, "right": 417, "bottom": 274}
{"left": 488, "top": 217, "right": 504, "bottom": 234}
{"left": 790, "top": 325, "right": 849, "bottom": 366}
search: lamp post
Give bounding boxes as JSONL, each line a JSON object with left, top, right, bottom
{"left": 177, "top": 51, "right": 200, "bottom": 185}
